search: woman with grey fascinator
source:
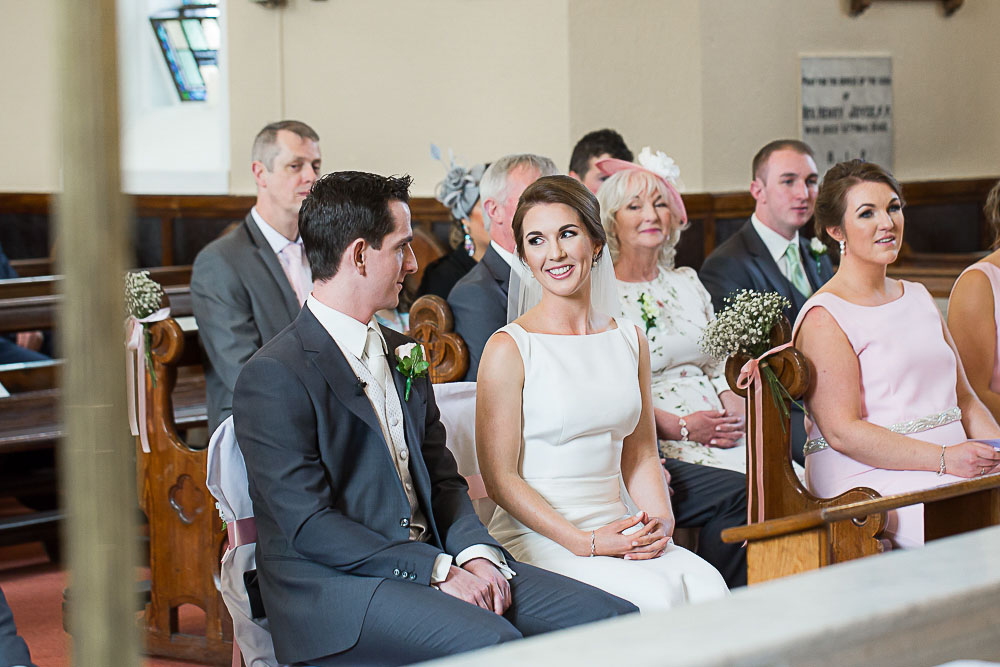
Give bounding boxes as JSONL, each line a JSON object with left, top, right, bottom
{"left": 417, "top": 145, "right": 490, "bottom": 299}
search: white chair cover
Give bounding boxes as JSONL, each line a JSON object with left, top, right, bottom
{"left": 433, "top": 382, "right": 496, "bottom": 523}
{"left": 206, "top": 417, "right": 283, "bottom": 667}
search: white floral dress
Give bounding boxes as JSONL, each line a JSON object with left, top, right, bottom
{"left": 617, "top": 267, "right": 746, "bottom": 473}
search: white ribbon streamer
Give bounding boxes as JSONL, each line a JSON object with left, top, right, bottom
{"left": 125, "top": 307, "right": 170, "bottom": 453}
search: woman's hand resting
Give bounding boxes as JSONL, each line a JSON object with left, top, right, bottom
{"left": 685, "top": 409, "right": 743, "bottom": 448}
{"left": 588, "top": 511, "right": 672, "bottom": 560}
{"left": 944, "top": 441, "right": 1000, "bottom": 478}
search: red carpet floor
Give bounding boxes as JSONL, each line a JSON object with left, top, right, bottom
{"left": 1, "top": 535, "right": 212, "bottom": 666}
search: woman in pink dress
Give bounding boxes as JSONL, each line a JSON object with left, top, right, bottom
{"left": 948, "top": 179, "right": 1000, "bottom": 423}
{"left": 794, "top": 160, "right": 1000, "bottom": 548}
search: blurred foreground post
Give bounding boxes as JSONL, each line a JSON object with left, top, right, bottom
{"left": 55, "top": 0, "right": 139, "bottom": 664}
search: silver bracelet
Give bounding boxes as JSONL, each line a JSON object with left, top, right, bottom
{"left": 589, "top": 530, "right": 596, "bottom": 557}
{"left": 678, "top": 417, "right": 690, "bottom": 442}
{"left": 937, "top": 445, "right": 947, "bottom": 476}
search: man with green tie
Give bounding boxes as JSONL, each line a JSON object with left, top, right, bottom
{"left": 699, "top": 139, "right": 835, "bottom": 464}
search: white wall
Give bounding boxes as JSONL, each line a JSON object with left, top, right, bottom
{"left": 227, "top": 0, "right": 571, "bottom": 196}
{"left": 697, "top": 0, "right": 1000, "bottom": 190}
{"left": 2, "top": 0, "right": 998, "bottom": 196}
{"left": 0, "top": 1, "right": 60, "bottom": 191}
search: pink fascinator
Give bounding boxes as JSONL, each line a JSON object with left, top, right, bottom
{"left": 596, "top": 147, "right": 688, "bottom": 224}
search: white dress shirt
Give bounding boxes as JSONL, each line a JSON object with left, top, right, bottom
{"left": 305, "top": 296, "right": 511, "bottom": 583}
{"left": 251, "top": 207, "right": 312, "bottom": 301}
{"left": 750, "top": 213, "right": 802, "bottom": 282}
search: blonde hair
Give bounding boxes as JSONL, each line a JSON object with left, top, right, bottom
{"left": 597, "top": 170, "right": 687, "bottom": 268}
{"left": 986, "top": 179, "right": 1000, "bottom": 249}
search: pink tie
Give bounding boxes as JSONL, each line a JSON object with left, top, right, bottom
{"left": 278, "top": 242, "right": 310, "bottom": 305}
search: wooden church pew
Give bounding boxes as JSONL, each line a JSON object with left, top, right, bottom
{"left": 720, "top": 318, "right": 1000, "bottom": 584}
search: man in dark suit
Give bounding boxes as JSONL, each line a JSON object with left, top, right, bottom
{"left": 191, "top": 120, "right": 321, "bottom": 431}
{"left": 699, "top": 139, "right": 835, "bottom": 464}
{"left": 0, "top": 585, "right": 35, "bottom": 667}
{"left": 0, "top": 241, "right": 48, "bottom": 365}
{"left": 447, "top": 154, "right": 557, "bottom": 381}
{"left": 233, "top": 171, "right": 636, "bottom": 666}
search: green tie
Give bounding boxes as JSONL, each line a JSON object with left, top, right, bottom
{"left": 784, "top": 242, "right": 813, "bottom": 297}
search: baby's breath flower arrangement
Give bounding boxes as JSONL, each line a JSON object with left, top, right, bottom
{"left": 700, "top": 289, "right": 797, "bottom": 422}
{"left": 125, "top": 271, "right": 165, "bottom": 386}
{"left": 637, "top": 292, "right": 659, "bottom": 333}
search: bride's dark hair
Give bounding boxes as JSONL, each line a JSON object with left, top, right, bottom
{"left": 511, "top": 175, "right": 606, "bottom": 261}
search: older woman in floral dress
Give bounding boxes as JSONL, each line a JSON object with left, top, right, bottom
{"left": 597, "top": 150, "right": 748, "bottom": 473}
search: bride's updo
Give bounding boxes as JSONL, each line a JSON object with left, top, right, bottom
{"left": 510, "top": 175, "right": 606, "bottom": 262}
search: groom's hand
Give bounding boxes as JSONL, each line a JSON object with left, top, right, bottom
{"left": 438, "top": 565, "right": 495, "bottom": 612}
{"left": 461, "top": 558, "right": 511, "bottom": 615}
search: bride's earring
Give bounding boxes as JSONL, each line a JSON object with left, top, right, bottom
{"left": 462, "top": 222, "right": 475, "bottom": 257}
{"left": 839, "top": 239, "right": 846, "bottom": 256}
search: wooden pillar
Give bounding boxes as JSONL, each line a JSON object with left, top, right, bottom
{"left": 55, "top": 0, "right": 139, "bottom": 664}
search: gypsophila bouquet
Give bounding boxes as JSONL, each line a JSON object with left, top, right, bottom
{"left": 700, "top": 290, "right": 798, "bottom": 424}
{"left": 125, "top": 271, "right": 164, "bottom": 320}
{"left": 700, "top": 290, "right": 789, "bottom": 360}
{"left": 125, "top": 271, "right": 165, "bottom": 387}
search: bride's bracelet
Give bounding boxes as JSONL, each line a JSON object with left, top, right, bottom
{"left": 678, "top": 417, "right": 690, "bottom": 442}
{"left": 937, "top": 444, "right": 947, "bottom": 476}
{"left": 590, "top": 530, "right": 596, "bottom": 557}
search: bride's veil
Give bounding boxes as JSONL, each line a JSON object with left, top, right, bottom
{"left": 506, "top": 245, "right": 621, "bottom": 325}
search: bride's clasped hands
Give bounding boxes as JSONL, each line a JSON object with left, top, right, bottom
{"left": 584, "top": 511, "right": 674, "bottom": 560}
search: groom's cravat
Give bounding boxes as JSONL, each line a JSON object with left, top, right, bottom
{"left": 783, "top": 242, "right": 813, "bottom": 297}
{"left": 363, "top": 326, "right": 389, "bottom": 390}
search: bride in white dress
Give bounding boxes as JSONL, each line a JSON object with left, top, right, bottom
{"left": 476, "top": 176, "right": 728, "bottom": 611}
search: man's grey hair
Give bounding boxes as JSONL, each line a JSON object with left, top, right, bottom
{"left": 479, "top": 154, "right": 558, "bottom": 230}
{"left": 251, "top": 120, "right": 320, "bottom": 171}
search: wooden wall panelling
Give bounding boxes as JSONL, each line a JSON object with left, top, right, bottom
{"left": 1, "top": 177, "right": 996, "bottom": 269}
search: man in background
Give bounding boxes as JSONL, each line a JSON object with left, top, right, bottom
{"left": 191, "top": 120, "right": 322, "bottom": 431}
{"left": 568, "top": 128, "right": 633, "bottom": 194}
{"left": 447, "top": 154, "right": 558, "bottom": 380}
{"left": 699, "top": 139, "right": 834, "bottom": 464}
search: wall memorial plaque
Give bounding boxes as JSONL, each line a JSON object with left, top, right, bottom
{"left": 800, "top": 56, "right": 893, "bottom": 174}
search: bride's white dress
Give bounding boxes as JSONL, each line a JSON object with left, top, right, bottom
{"left": 487, "top": 319, "right": 729, "bottom": 611}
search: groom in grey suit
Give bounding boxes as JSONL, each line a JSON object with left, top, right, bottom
{"left": 699, "top": 140, "right": 835, "bottom": 464}
{"left": 192, "top": 120, "right": 322, "bottom": 431}
{"left": 233, "top": 171, "right": 636, "bottom": 666}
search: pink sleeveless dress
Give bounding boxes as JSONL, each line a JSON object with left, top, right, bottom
{"left": 950, "top": 262, "right": 1000, "bottom": 393}
{"left": 793, "top": 281, "right": 967, "bottom": 548}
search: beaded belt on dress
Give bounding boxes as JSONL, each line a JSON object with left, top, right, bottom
{"left": 803, "top": 407, "right": 962, "bottom": 457}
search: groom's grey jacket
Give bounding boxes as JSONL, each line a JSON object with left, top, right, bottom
{"left": 233, "top": 306, "right": 502, "bottom": 665}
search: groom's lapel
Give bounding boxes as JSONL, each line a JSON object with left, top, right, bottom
{"left": 296, "top": 308, "right": 383, "bottom": 436}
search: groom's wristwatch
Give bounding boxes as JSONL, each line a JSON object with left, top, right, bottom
{"left": 678, "top": 417, "right": 689, "bottom": 442}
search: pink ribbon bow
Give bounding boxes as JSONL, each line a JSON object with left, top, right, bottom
{"left": 125, "top": 308, "right": 170, "bottom": 453}
{"left": 736, "top": 342, "right": 792, "bottom": 525}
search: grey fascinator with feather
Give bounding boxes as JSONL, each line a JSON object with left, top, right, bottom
{"left": 431, "top": 144, "right": 486, "bottom": 222}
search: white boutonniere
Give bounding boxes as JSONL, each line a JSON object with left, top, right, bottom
{"left": 638, "top": 292, "right": 660, "bottom": 333}
{"left": 637, "top": 147, "right": 683, "bottom": 188}
{"left": 809, "top": 237, "right": 828, "bottom": 272}
{"left": 394, "top": 343, "right": 429, "bottom": 401}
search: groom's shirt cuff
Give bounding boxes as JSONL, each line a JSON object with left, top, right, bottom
{"left": 430, "top": 553, "right": 453, "bottom": 584}
{"left": 428, "top": 545, "right": 515, "bottom": 585}
{"left": 457, "top": 545, "right": 515, "bottom": 580}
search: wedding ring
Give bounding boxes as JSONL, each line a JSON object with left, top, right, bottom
{"left": 981, "top": 467, "right": 988, "bottom": 476}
